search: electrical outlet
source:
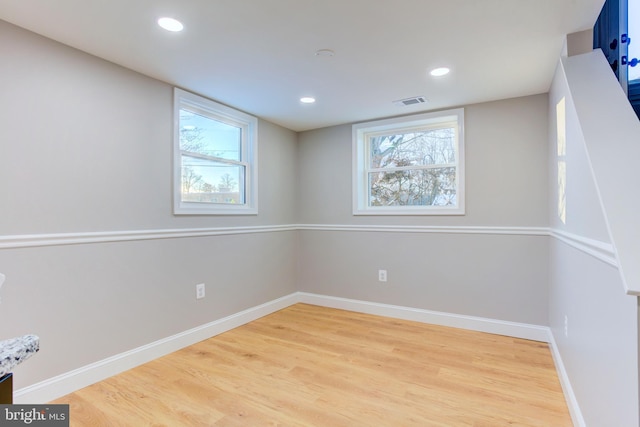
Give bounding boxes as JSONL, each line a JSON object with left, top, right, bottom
{"left": 378, "top": 270, "right": 387, "bottom": 282}
{"left": 196, "top": 283, "right": 205, "bottom": 300}
{"left": 564, "top": 315, "right": 569, "bottom": 337}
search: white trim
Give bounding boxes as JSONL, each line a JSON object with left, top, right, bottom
{"left": 14, "top": 293, "right": 298, "bottom": 404}
{"left": 547, "top": 331, "right": 587, "bottom": 427}
{"left": 0, "top": 225, "right": 296, "bottom": 249}
{"left": 551, "top": 229, "right": 617, "bottom": 267}
{"left": 297, "top": 224, "right": 549, "bottom": 236}
{"left": 0, "top": 225, "right": 545, "bottom": 250}
{"left": 0, "top": 225, "right": 619, "bottom": 274}
{"left": 297, "top": 292, "right": 550, "bottom": 342}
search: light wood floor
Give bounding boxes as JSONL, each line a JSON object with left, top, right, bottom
{"left": 52, "top": 303, "right": 572, "bottom": 426}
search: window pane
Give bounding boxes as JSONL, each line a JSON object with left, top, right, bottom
{"left": 370, "top": 128, "right": 456, "bottom": 169}
{"left": 179, "top": 109, "right": 241, "bottom": 161}
{"left": 181, "top": 155, "right": 245, "bottom": 204}
{"left": 368, "top": 167, "right": 456, "bottom": 206}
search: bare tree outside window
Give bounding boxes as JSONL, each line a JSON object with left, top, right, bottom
{"left": 353, "top": 108, "right": 464, "bottom": 215}
{"left": 181, "top": 166, "right": 205, "bottom": 194}
{"left": 178, "top": 109, "right": 244, "bottom": 205}
{"left": 218, "top": 173, "right": 237, "bottom": 192}
{"left": 180, "top": 126, "right": 206, "bottom": 153}
{"left": 180, "top": 126, "right": 209, "bottom": 195}
{"left": 174, "top": 88, "right": 257, "bottom": 215}
{"left": 368, "top": 128, "right": 457, "bottom": 206}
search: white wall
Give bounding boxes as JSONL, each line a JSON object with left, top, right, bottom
{"left": 561, "top": 51, "right": 640, "bottom": 295}
{"left": 548, "top": 56, "right": 639, "bottom": 427}
{"left": 0, "top": 20, "right": 298, "bottom": 392}
{"left": 296, "top": 95, "right": 551, "bottom": 325}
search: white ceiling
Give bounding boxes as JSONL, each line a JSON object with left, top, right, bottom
{"left": 0, "top": 0, "right": 603, "bottom": 132}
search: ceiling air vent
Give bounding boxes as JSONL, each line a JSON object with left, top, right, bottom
{"left": 393, "top": 96, "right": 427, "bottom": 107}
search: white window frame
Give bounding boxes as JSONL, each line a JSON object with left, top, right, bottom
{"left": 352, "top": 108, "right": 465, "bottom": 215}
{"left": 173, "top": 88, "right": 258, "bottom": 215}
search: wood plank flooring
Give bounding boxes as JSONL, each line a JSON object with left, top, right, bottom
{"left": 51, "top": 303, "right": 572, "bottom": 426}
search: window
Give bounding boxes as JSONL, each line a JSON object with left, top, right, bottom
{"left": 352, "top": 109, "right": 464, "bottom": 215}
{"left": 174, "top": 88, "right": 258, "bottom": 215}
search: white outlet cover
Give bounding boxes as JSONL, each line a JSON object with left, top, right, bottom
{"left": 196, "top": 283, "right": 205, "bottom": 299}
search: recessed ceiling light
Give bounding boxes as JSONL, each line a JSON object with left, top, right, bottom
{"left": 158, "top": 17, "right": 184, "bottom": 32}
{"left": 430, "top": 67, "right": 450, "bottom": 77}
{"left": 300, "top": 97, "right": 316, "bottom": 104}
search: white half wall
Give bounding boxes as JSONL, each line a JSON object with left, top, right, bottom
{"left": 547, "top": 54, "right": 639, "bottom": 427}
{"left": 562, "top": 50, "right": 640, "bottom": 295}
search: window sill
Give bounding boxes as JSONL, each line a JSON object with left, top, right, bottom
{"left": 174, "top": 204, "right": 258, "bottom": 216}
{"left": 353, "top": 207, "right": 465, "bottom": 216}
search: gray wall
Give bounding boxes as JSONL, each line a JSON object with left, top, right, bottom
{"left": 297, "top": 96, "right": 549, "bottom": 227}
{"left": 0, "top": 20, "right": 297, "bottom": 232}
{"left": 0, "top": 20, "right": 298, "bottom": 389}
{"left": 298, "top": 231, "right": 549, "bottom": 324}
{"left": 296, "top": 95, "right": 550, "bottom": 324}
{"left": 3, "top": 19, "right": 635, "bottom": 426}
{"left": 547, "top": 59, "right": 639, "bottom": 426}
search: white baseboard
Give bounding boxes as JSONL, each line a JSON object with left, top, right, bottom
{"left": 297, "top": 292, "right": 550, "bottom": 342}
{"left": 547, "top": 331, "right": 586, "bottom": 427}
{"left": 14, "top": 293, "right": 298, "bottom": 404}
{"left": 16, "top": 290, "right": 582, "bottom": 426}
